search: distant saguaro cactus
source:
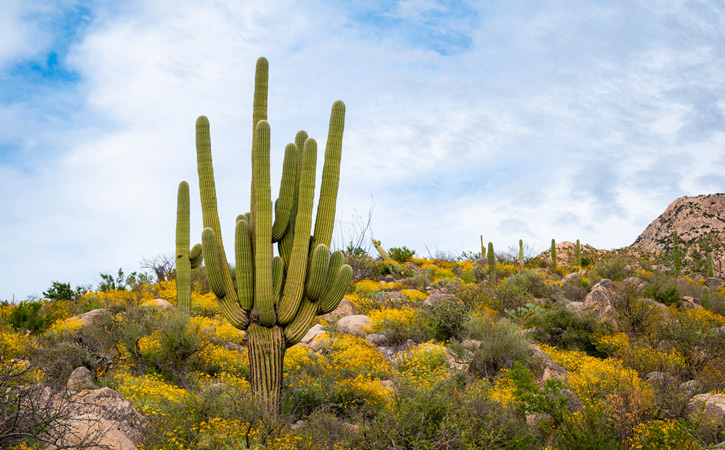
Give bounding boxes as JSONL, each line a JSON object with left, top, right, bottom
{"left": 176, "top": 181, "right": 203, "bottom": 311}
{"left": 372, "top": 239, "right": 392, "bottom": 261}
{"left": 519, "top": 239, "right": 524, "bottom": 270}
{"left": 194, "top": 57, "right": 351, "bottom": 418}
{"left": 480, "top": 235, "right": 485, "bottom": 260}
{"left": 673, "top": 231, "right": 681, "bottom": 275}
{"left": 487, "top": 242, "right": 496, "bottom": 282}
{"left": 575, "top": 239, "right": 582, "bottom": 267}
{"left": 551, "top": 239, "right": 557, "bottom": 267}
{"left": 706, "top": 252, "right": 714, "bottom": 278}
{"left": 701, "top": 286, "right": 711, "bottom": 310}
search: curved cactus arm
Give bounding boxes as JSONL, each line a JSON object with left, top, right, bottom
{"left": 312, "top": 101, "right": 345, "bottom": 250}
{"left": 196, "top": 116, "right": 248, "bottom": 328}
{"left": 271, "top": 143, "right": 298, "bottom": 242}
{"left": 318, "top": 264, "right": 352, "bottom": 314}
{"left": 202, "top": 228, "right": 227, "bottom": 298}
{"left": 277, "top": 138, "right": 317, "bottom": 325}
{"left": 253, "top": 120, "right": 276, "bottom": 327}
{"left": 306, "top": 244, "right": 329, "bottom": 301}
{"left": 283, "top": 297, "right": 317, "bottom": 347}
{"left": 279, "top": 131, "right": 309, "bottom": 267}
{"left": 189, "top": 243, "right": 203, "bottom": 269}
{"left": 272, "top": 256, "right": 284, "bottom": 304}
{"left": 322, "top": 251, "right": 345, "bottom": 296}
{"left": 235, "top": 219, "right": 254, "bottom": 311}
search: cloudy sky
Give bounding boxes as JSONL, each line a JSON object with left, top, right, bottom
{"left": 2, "top": 0, "right": 724, "bottom": 299}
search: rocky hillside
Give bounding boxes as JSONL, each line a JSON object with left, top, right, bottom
{"left": 632, "top": 193, "right": 725, "bottom": 275}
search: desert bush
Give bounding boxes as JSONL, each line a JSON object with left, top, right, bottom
{"left": 460, "top": 317, "right": 533, "bottom": 380}
{"left": 595, "top": 257, "right": 634, "bottom": 281}
{"left": 425, "top": 295, "right": 477, "bottom": 341}
{"left": 33, "top": 341, "right": 96, "bottom": 387}
{"left": 504, "top": 270, "right": 551, "bottom": 299}
{"left": 9, "top": 301, "right": 48, "bottom": 334}
{"left": 367, "top": 307, "right": 433, "bottom": 345}
{"left": 613, "top": 283, "right": 666, "bottom": 338}
{"left": 388, "top": 246, "right": 416, "bottom": 264}
{"left": 530, "top": 304, "right": 607, "bottom": 356}
{"left": 644, "top": 272, "right": 681, "bottom": 306}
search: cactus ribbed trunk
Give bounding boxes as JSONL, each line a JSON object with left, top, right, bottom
{"left": 518, "top": 239, "right": 524, "bottom": 270}
{"left": 551, "top": 239, "right": 557, "bottom": 267}
{"left": 247, "top": 324, "right": 285, "bottom": 420}
{"left": 575, "top": 239, "right": 581, "bottom": 267}
{"left": 177, "top": 182, "right": 191, "bottom": 310}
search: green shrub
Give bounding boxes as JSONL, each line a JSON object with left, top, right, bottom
{"left": 530, "top": 304, "right": 608, "bottom": 356}
{"left": 9, "top": 301, "right": 48, "bottom": 334}
{"left": 645, "top": 283, "right": 681, "bottom": 306}
{"left": 595, "top": 258, "right": 633, "bottom": 281}
{"left": 504, "top": 271, "right": 552, "bottom": 299}
{"left": 493, "top": 279, "right": 535, "bottom": 312}
{"left": 461, "top": 317, "right": 533, "bottom": 380}
{"left": 425, "top": 295, "right": 476, "bottom": 341}
{"left": 33, "top": 342, "right": 95, "bottom": 387}
{"left": 388, "top": 246, "right": 416, "bottom": 264}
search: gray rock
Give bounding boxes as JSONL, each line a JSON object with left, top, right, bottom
{"left": 566, "top": 302, "right": 585, "bottom": 313}
{"left": 320, "top": 297, "right": 357, "bottom": 321}
{"left": 423, "top": 293, "right": 458, "bottom": 307}
{"left": 475, "top": 257, "right": 489, "bottom": 267}
{"left": 366, "top": 334, "right": 389, "bottom": 346}
{"left": 621, "top": 277, "right": 648, "bottom": 290}
{"left": 687, "top": 393, "right": 725, "bottom": 423}
{"left": 680, "top": 380, "right": 703, "bottom": 397}
{"left": 69, "top": 308, "right": 109, "bottom": 328}
{"left": 529, "top": 344, "right": 568, "bottom": 382}
{"left": 705, "top": 277, "right": 724, "bottom": 289}
{"left": 143, "top": 298, "right": 176, "bottom": 312}
{"left": 646, "top": 371, "right": 675, "bottom": 385}
{"left": 68, "top": 387, "right": 147, "bottom": 446}
{"left": 67, "top": 367, "right": 96, "bottom": 392}
{"left": 299, "top": 324, "right": 327, "bottom": 349}
{"left": 336, "top": 315, "right": 371, "bottom": 336}
{"left": 583, "top": 280, "right": 618, "bottom": 323}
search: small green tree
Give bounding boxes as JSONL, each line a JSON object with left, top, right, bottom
{"left": 43, "top": 282, "right": 76, "bottom": 301}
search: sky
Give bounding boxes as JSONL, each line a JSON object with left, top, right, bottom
{"left": 2, "top": 0, "right": 724, "bottom": 300}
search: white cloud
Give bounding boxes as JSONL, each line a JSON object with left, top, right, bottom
{"left": 2, "top": 0, "right": 725, "bottom": 298}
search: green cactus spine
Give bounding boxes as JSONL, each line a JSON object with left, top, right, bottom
{"left": 176, "top": 181, "right": 203, "bottom": 311}
{"left": 194, "top": 57, "right": 350, "bottom": 419}
{"left": 673, "top": 231, "right": 681, "bottom": 275}
{"left": 701, "top": 286, "right": 711, "bottom": 310}
{"left": 575, "top": 239, "right": 581, "bottom": 267}
{"left": 519, "top": 239, "right": 524, "bottom": 270}
{"left": 551, "top": 239, "right": 557, "bottom": 267}
{"left": 487, "top": 242, "right": 496, "bottom": 282}
{"left": 706, "top": 252, "right": 714, "bottom": 278}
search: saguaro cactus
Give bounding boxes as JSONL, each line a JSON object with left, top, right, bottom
{"left": 706, "top": 252, "right": 714, "bottom": 278}
{"left": 194, "top": 57, "right": 351, "bottom": 418}
{"left": 487, "top": 242, "right": 496, "bottom": 282}
{"left": 480, "top": 235, "right": 485, "bottom": 260}
{"left": 673, "top": 231, "right": 681, "bottom": 275}
{"left": 176, "top": 181, "right": 203, "bottom": 311}
{"left": 575, "top": 239, "right": 582, "bottom": 267}
{"left": 551, "top": 239, "right": 557, "bottom": 267}
{"left": 519, "top": 239, "right": 524, "bottom": 270}
{"left": 372, "top": 239, "right": 392, "bottom": 261}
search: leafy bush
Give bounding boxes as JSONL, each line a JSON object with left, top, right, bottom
{"left": 388, "top": 246, "right": 416, "bottom": 264}
{"left": 530, "top": 304, "right": 608, "bottom": 356}
{"left": 459, "top": 317, "right": 533, "bottom": 380}
{"left": 594, "top": 257, "right": 634, "bottom": 281}
{"left": 9, "top": 301, "right": 48, "bottom": 334}
{"left": 504, "top": 270, "right": 552, "bottom": 299}
{"left": 33, "top": 341, "right": 96, "bottom": 387}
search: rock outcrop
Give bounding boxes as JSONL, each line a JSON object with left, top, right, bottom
{"left": 632, "top": 193, "right": 725, "bottom": 276}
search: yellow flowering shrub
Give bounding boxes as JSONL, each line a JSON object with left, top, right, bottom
{"left": 190, "top": 292, "right": 218, "bottom": 316}
{"left": 317, "top": 334, "right": 391, "bottom": 379}
{"left": 189, "top": 315, "right": 245, "bottom": 344}
{"left": 43, "top": 317, "right": 82, "bottom": 338}
{"left": 114, "top": 372, "right": 188, "bottom": 417}
{"left": 488, "top": 369, "right": 516, "bottom": 407}
{"left": 628, "top": 419, "right": 699, "bottom": 450}
{"left": 196, "top": 344, "right": 249, "bottom": 376}
{"left": 156, "top": 280, "right": 177, "bottom": 303}
{"left": 685, "top": 308, "right": 725, "bottom": 327}
{"left": 0, "top": 326, "right": 36, "bottom": 358}
{"left": 367, "top": 307, "right": 427, "bottom": 344}
{"left": 400, "top": 289, "right": 428, "bottom": 303}
{"left": 595, "top": 333, "right": 685, "bottom": 374}
{"left": 354, "top": 279, "right": 385, "bottom": 296}
{"left": 397, "top": 341, "right": 449, "bottom": 391}
{"left": 335, "top": 374, "right": 392, "bottom": 411}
